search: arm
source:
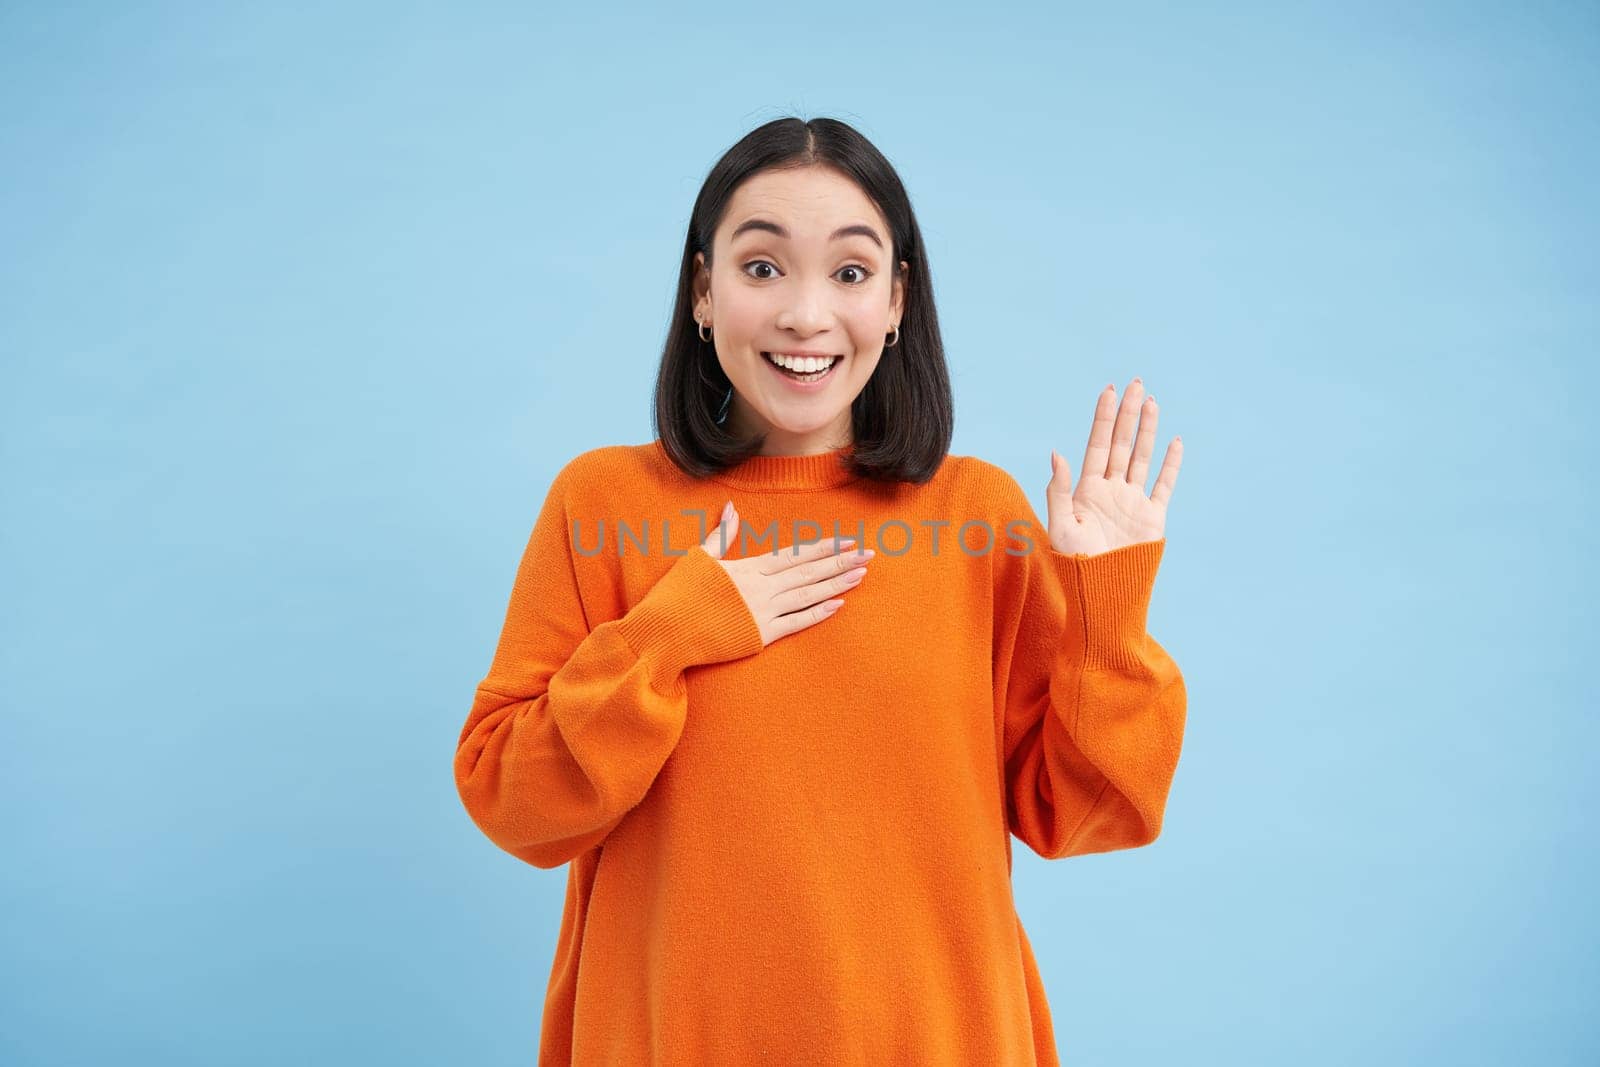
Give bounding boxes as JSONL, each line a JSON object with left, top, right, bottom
{"left": 453, "top": 466, "right": 764, "bottom": 869}
{"left": 996, "top": 491, "right": 1187, "bottom": 860}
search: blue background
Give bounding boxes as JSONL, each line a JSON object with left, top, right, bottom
{"left": 3, "top": 2, "right": 1595, "bottom": 1064}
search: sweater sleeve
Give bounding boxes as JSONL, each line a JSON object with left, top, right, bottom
{"left": 993, "top": 478, "right": 1187, "bottom": 860}
{"left": 453, "top": 464, "right": 766, "bottom": 869}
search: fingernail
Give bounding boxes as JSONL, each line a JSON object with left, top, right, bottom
{"left": 856, "top": 548, "right": 874, "bottom": 560}
{"left": 721, "top": 501, "right": 732, "bottom": 523}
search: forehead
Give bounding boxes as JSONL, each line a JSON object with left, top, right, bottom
{"left": 719, "top": 166, "right": 887, "bottom": 243}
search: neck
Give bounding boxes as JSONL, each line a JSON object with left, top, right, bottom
{"left": 730, "top": 400, "right": 853, "bottom": 457}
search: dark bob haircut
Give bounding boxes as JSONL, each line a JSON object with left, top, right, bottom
{"left": 652, "top": 116, "right": 954, "bottom": 486}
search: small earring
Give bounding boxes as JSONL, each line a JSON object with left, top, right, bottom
{"left": 715, "top": 385, "right": 733, "bottom": 425}
{"left": 697, "top": 317, "right": 713, "bottom": 343}
{"left": 885, "top": 324, "right": 900, "bottom": 347}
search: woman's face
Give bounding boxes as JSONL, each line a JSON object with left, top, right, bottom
{"left": 693, "top": 165, "right": 907, "bottom": 456}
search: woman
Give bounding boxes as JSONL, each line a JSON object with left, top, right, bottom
{"left": 453, "top": 116, "right": 1186, "bottom": 1065}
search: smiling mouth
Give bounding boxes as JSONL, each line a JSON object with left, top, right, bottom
{"left": 762, "top": 352, "right": 843, "bottom": 382}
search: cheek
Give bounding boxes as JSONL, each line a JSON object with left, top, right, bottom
{"left": 848, "top": 312, "right": 889, "bottom": 350}
{"left": 714, "top": 282, "right": 772, "bottom": 329}
{"left": 723, "top": 305, "right": 771, "bottom": 342}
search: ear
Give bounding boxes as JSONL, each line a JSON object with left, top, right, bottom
{"left": 890, "top": 259, "right": 908, "bottom": 322}
{"left": 692, "top": 252, "right": 711, "bottom": 315}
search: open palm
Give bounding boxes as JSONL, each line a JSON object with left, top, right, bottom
{"left": 1046, "top": 377, "right": 1183, "bottom": 557}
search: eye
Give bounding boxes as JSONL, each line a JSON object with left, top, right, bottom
{"left": 741, "top": 260, "right": 874, "bottom": 285}
{"left": 743, "top": 260, "right": 780, "bottom": 280}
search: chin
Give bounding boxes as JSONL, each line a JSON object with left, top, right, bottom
{"left": 764, "top": 411, "right": 848, "bottom": 435}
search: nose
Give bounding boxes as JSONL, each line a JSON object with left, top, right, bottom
{"left": 776, "top": 275, "right": 833, "bottom": 336}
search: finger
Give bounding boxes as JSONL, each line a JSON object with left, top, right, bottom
{"left": 759, "top": 533, "right": 860, "bottom": 576}
{"left": 772, "top": 563, "right": 866, "bottom": 617}
{"left": 1048, "top": 448, "right": 1072, "bottom": 494}
{"left": 1080, "top": 384, "right": 1117, "bottom": 481}
{"left": 766, "top": 597, "right": 845, "bottom": 642}
{"left": 1126, "top": 393, "right": 1158, "bottom": 492}
{"left": 701, "top": 501, "right": 736, "bottom": 559}
{"left": 1047, "top": 449, "right": 1074, "bottom": 523}
{"left": 780, "top": 542, "right": 873, "bottom": 590}
{"left": 1105, "top": 377, "right": 1144, "bottom": 480}
{"left": 1149, "top": 436, "right": 1183, "bottom": 508}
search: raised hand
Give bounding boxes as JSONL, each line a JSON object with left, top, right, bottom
{"left": 1045, "top": 377, "right": 1182, "bottom": 557}
{"left": 702, "top": 501, "right": 875, "bottom": 646}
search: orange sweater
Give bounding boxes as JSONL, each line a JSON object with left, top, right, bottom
{"left": 453, "top": 440, "right": 1186, "bottom": 1065}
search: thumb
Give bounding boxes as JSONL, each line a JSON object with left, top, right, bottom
{"left": 702, "top": 500, "right": 735, "bottom": 558}
{"left": 1047, "top": 450, "right": 1072, "bottom": 496}
{"left": 1046, "top": 450, "right": 1074, "bottom": 525}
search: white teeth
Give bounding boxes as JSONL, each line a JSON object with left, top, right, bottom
{"left": 764, "top": 352, "right": 838, "bottom": 373}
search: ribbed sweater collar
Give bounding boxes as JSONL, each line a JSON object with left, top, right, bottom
{"left": 701, "top": 443, "right": 861, "bottom": 492}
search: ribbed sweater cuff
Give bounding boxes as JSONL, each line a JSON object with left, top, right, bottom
{"left": 1047, "top": 537, "right": 1166, "bottom": 671}
{"left": 613, "top": 545, "right": 766, "bottom": 677}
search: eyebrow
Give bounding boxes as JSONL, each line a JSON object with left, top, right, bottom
{"left": 729, "top": 217, "right": 884, "bottom": 250}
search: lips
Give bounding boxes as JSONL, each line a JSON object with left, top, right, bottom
{"left": 762, "top": 351, "right": 843, "bottom": 369}
{"left": 760, "top": 351, "right": 843, "bottom": 386}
